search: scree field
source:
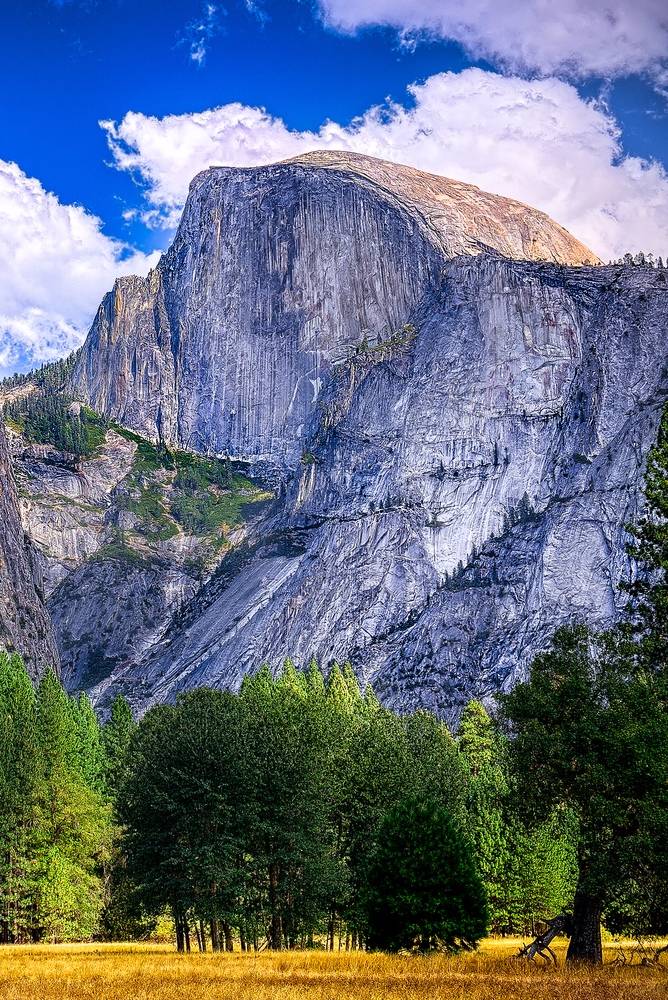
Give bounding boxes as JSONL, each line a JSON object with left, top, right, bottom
{"left": 0, "top": 940, "right": 665, "bottom": 1000}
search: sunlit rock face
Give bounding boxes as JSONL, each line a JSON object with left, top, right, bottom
{"left": 71, "top": 151, "right": 597, "bottom": 473}
{"left": 66, "top": 152, "right": 667, "bottom": 720}
{"left": 0, "top": 422, "right": 59, "bottom": 679}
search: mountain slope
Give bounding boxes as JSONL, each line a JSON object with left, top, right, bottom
{"left": 2, "top": 403, "right": 272, "bottom": 692}
{"left": 9, "top": 151, "right": 666, "bottom": 717}
{"left": 91, "top": 257, "right": 667, "bottom": 718}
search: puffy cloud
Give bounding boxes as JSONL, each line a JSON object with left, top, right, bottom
{"left": 101, "top": 69, "right": 668, "bottom": 261}
{"left": 317, "top": 0, "right": 668, "bottom": 80}
{"left": 99, "top": 103, "right": 309, "bottom": 228}
{"left": 0, "top": 160, "right": 159, "bottom": 378}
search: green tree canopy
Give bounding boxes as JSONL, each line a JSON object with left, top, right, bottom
{"left": 499, "top": 625, "right": 668, "bottom": 963}
{"left": 363, "top": 796, "right": 488, "bottom": 953}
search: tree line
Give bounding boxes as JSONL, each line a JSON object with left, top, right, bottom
{"left": 117, "top": 662, "right": 585, "bottom": 954}
{"left": 607, "top": 252, "right": 666, "bottom": 267}
{"left": 0, "top": 651, "right": 579, "bottom": 950}
{"left": 2, "top": 391, "right": 106, "bottom": 459}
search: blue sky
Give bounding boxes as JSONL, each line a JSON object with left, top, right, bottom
{"left": 1, "top": 0, "right": 667, "bottom": 376}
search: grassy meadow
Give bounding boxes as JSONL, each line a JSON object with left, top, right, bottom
{"left": 0, "top": 939, "right": 665, "bottom": 1000}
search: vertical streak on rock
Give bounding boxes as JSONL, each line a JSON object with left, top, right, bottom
{"left": 0, "top": 423, "right": 59, "bottom": 679}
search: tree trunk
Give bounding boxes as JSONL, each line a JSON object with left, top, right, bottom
{"left": 222, "top": 920, "right": 234, "bottom": 952}
{"left": 566, "top": 890, "right": 602, "bottom": 965}
{"left": 184, "top": 922, "right": 191, "bottom": 954}
{"left": 199, "top": 919, "right": 207, "bottom": 952}
{"left": 268, "top": 864, "right": 282, "bottom": 950}
{"left": 175, "top": 910, "right": 185, "bottom": 953}
{"left": 210, "top": 919, "right": 220, "bottom": 952}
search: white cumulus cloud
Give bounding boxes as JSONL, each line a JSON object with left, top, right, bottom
{"left": 317, "top": 0, "right": 668, "bottom": 81}
{"left": 0, "top": 160, "right": 159, "bottom": 378}
{"left": 100, "top": 69, "right": 668, "bottom": 261}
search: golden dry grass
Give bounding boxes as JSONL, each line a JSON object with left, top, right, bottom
{"left": 0, "top": 938, "right": 666, "bottom": 1000}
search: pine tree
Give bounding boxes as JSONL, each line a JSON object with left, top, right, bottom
{"left": 458, "top": 703, "right": 513, "bottom": 931}
{"left": 499, "top": 625, "right": 668, "bottom": 963}
{"left": 33, "top": 669, "right": 110, "bottom": 941}
{"left": 363, "top": 796, "right": 488, "bottom": 952}
{"left": 71, "top": 693, "right": 106, "bottom": 794}
{"left": 0, "top": 652, "right": 40, "bottom": 942}
{"left": 626, "top": 402, "right": 668, "bottom": 678}
{"left": 102, "top": 694, "right": 136, "bottom": 801}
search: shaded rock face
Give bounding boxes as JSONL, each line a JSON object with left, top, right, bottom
{"left": 0, "top": 423, "right": 59, "bottom": 679}
{"left": 9, "top": 429, "right": 196, "bottom": 691}
{"left": 64, "top": 152, "right": 666, "bottom": 719}
{"left": 88, "top": 260, "right": 668, "bottom": 722}
{"left": 13, "top": 430, "right": 138, "bottom": 596}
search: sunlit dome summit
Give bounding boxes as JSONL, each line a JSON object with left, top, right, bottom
{"left": 191, "top": 148, "right": 599, "bottom": 267}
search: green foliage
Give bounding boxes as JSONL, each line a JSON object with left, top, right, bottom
{"left": 170, "top": 471, "right": 262, "bottom": 534}
{"left": 2, "top": 385, "right": 271, "bottom": 549}
{"left": 102, "top": 695, "right": 136, "bottom": 802}
{"left": 353, "top": 323, "right": 417, "bottom": 361}
{"left": 499, "top": 624, "right": 668, "bottom": 960}
{"left": 113, "top": 428, "right": 272, "bottom": 541}
{"left": 0, "top": 352, "right": 80, "bottom": 394}
{"left": 458, "top": 701, "right": 577, "bottom": 935}
{"left": 0, "top": 654, "right": 112, "bottom": 942}
{"left": 626, "top": 402, "right": 668, "bottom": 675}
{"left": 118, "top": 660, "right": 472, "bottom": 952}
{"left": 3, "top": 391, "right": 106, "bottom": 458}
{"left": 363, "top": 796, "right": 488, "bottom": 952}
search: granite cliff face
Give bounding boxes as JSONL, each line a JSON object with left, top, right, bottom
{"left": 0, "top": 421, "right": 59, "bottom": 678}
{"left": 4, "top": 420, "right": 272, "bottom": 693}
{"left": 25, "top": 151, "right": 668, "bottom": 717}
{"left": 88, "top": 259, "right": 667, "bottom": 719}
{"left": 71, "top": 151, "right": 597, "bottom": 472}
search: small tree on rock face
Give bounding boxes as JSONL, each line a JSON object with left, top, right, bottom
{"left": 363, "top": 796, "right": 488, "bottom": 953}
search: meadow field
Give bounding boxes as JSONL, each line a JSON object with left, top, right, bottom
{"left": 0, "top": 939, "right": 665, "bottom": 1000}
